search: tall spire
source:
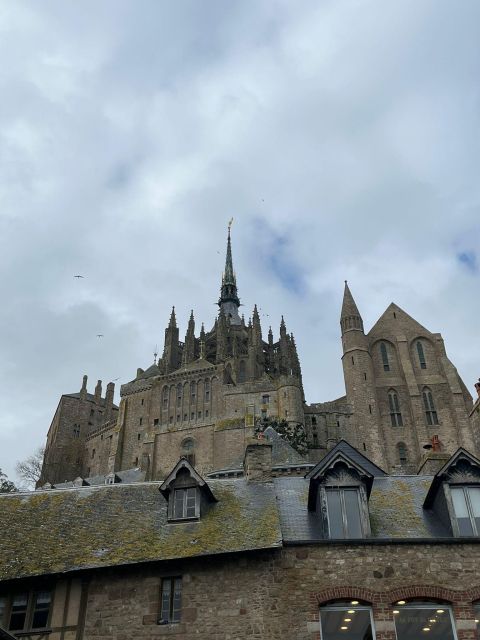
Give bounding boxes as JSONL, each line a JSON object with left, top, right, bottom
{"left": 218, "top": 222, "right": 241, "bottom": 324}
{"left": 340, "top": 281, "right": 364, "bottom": 333}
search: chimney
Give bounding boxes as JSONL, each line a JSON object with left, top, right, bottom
{"left": 80, "top": 374, "right": 88, "bottom": 400}
{"left": 105, "top": 382, "right": 115, "bottom": 420}
{"left": 94, "top": 380, "right": 102, "bottom": 405}
{"left": 243, "top": 439, "right": 272, "bottom": 482}
{"left": 475, "top": 378, "right": 480, "bottom": 398}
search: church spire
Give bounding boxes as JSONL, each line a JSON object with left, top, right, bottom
{"left": 218, "top": 221, "right": 241, "bottom": 324}
{"left": 340, "top": 281, "right": 364, "bottom": 334}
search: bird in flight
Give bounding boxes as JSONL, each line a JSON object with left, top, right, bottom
{"left": 74, "top": 275, "right": 84, "bottom": 279}
{"left": 96, "top": 334, "right": 104, "bottom": 338}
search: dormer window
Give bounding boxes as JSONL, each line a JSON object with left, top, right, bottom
{"left": 173, "top": 487, "right": 198, "bottom": 520}
{"left": 325, "top": 487, "right": 363, "bottom": 539}
{"left": 306, "top": 440, "right": 387, "bottom": 541}
{"left": 450, "top": 486, "right": 480, "bottom": 536}
{"left": 160, "top": 457, "right": 217, "bottom": 523}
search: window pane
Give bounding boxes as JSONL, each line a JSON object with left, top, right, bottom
{"left": 0, "top": 597, "right": 6, "bottom": 627}
{"left": 320, "top": 607, "right": 373, "bottom": 639}
{"left": 32, "top": 591, "right": 51, "bottom": 628}
{"left": 469, "top": 488, "right": 480, "bottom": 534}
{"left": 160, "top": 579, "right": 172, "bottom": 622}
{"left": 451, "top": 487, "right": 474, "bottom": 536}
{"left": 172, "top": 578, "right": 182, "bottom": 623}
{"left": 344, "top": 490, "right": 363, "bottom": 539}
{"left": 173, "top": 489, "right": 185, "bottom": 519}
{"left": 326, "top": 490, "right": 344, "bottom": 539}
{"left": 185, "top": 488, "right": 197, "bottom": 518}
{"left": 394, "top": 606, "right": 455, "bottom": 640}
{"left": 9, "top": 593, "right": 28, "bottom": 631}
{"left": 474, "top": 604, "right": 480, "bottom": 640}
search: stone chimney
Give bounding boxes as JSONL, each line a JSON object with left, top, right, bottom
{"left": 417, "top": 451, "right": 450, "bottom": 475}
{"left": 243, "top": 439, "right": 272, "bottom": 482}
{"left": 94, "top": 380, "right": 102, "bottom": 405}
{"left": 80, "top": 374, "right": 88, "bottom": 400}
{"left": 105, "top": 382, "right": 115, "bottom": 420}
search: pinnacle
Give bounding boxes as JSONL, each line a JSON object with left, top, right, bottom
{"left": 341, "top": 282, "right": 361, "bottom": 320}
{"left": 169, "top": 306, "right": 177, "bottom": 328}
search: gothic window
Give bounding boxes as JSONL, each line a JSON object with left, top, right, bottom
{"left": 190, "top": 381, "right": 196, "bottom": 399}
{"left": 423, "top": 388, "right": 439, "bottom": 425}
{"left": 159, "top": 577, "right": 182, "bottom": 624}
{"left": 204, "top": 379, "right": 210, "bottom": 402}
{"left": 417, "top": 340, "right": 427, "bottom": 369}
{"left": 388, "top": 390, "right": 403, "bottom": 427}
{"left": 238, "top": 360, "right": 246, "bottom": 383}
{"left": 176, "top": 383, "right": 182, "bottom": 407}
{"left": 380, "top": 342, "right": 390, "bottom": 372}
{"left": 450, "top": 486, "right": 480, "bottom": 536}
{"left": 2, "top": 591, "right": 52, "bottom": 632}
{"left": 397, "top": 442, "right": 408, "bottom": 465}
{"left": 162, "top": 386, "right": 168, "bottom": 410}
{"left": 325, "top": 488, "right": 363, "bottom": 539}
{"left": 320, "top": 602, "right": 374, "bottom": 639}
{"left": 393, "top": 602, "right": 456, "bottom": 639}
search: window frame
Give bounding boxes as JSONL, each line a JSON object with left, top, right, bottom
{"left": 159, "top": 577, "right": 182, "bottom": 625}
{"left": 380, "top": 342, "right": 390, "bottom": 372}
{"left": 169, "top": 486, "right": 200, "bottom": 521}
{"left": 388, "top": 390, "right": 403, "bottom": 427}
{"left": 423, "top": 388, "right": 439, "bottom": 425}
{"left": 0, "top": 589, "right": 53, "bottom": 633}
{"left": 448, "top": 485, "right": 480, "bottom": 537}
{"left": 324, "top": 486, "right": 365, "bottom": 539}
{"left": 416, "top": 340, "right": 427, "bottom": 369}
{"left": 319, "top": 602, "right": 376, "bottom": 640}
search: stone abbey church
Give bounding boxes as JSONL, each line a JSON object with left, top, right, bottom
{"left": 39, "top": 229, "right": 479, "bottom": 487}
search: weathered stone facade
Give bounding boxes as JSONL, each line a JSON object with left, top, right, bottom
{"left": 39, "top": 232, "right": 478, "bottom": 486}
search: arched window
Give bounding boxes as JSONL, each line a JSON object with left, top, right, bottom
{"left": 204, "top": 379, "right": 210, "bottom": 402}
{"left": 176, "top": 383, "right": 182, "bottom": 407}
{"left": 392, "top": 601, "right": 456, "bottom": 639}
{"left": 417, "top": 340, "right": 427, "bottom": 369}
{"left": 320, "top": 601, "right": 374, "bottom": 639}
{"left": 397, "top": 442, "right": 408, "bottom": 465}
{"left": 388, "top": 390, "right": 403, "bottom": 427}
{"left": 423, "top": 387, "right": 439, "bottom": 425}
{"left": 238, "top": 360, "right": 246, "bottom": 383}
{"left": 380, "top": 342, "right": 390, "bottom": 372}
{"left": 162, "top": 386, "right": 169, "bottom": 409}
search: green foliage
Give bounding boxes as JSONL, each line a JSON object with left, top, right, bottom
{"left": 0, "top": 469, "right": 17, "bottom": 493}
{"left": 255, "top": 417, "right": 308, "bottom": 455}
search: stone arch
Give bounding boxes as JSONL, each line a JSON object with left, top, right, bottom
{"left": 314, "top": 586, "right": 377, "bottom": 606}
{"left": 410, "top": 335, "right": 438, "bottom": 373}
{"left": 371, "top": 338, "right": 400, "bottom": 377}
{"left": 388, "top": 585, "right": 457, "bottom": 605}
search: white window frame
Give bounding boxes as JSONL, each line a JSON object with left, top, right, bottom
{"left": 393, "top": 603, "right": 458, "bottom": 640}
{"left": 319, "top": 604, "right": 376, "bottom": 640}
{"left": 450, "top": 485, "right": 480, "bottom": 536}
{"left": 325, "top": 487, "right": 364, "bottom": 539}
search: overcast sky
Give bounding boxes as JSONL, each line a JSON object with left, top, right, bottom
{"left": 0, "top": 1, "right": 479, "bottom": 483}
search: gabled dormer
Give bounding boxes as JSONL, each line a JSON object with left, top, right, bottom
{"left": 159, "top": 457, "right": 217, "bottom": 522}
{"left": 423, "top": 448, "right": 480, "bottom": 537}
{"left": 306, "top": 441, "right": 387, "bottom": 539}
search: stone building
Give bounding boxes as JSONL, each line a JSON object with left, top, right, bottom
{"left": 3, "top": 441, "right": 480, "bottom": 639}
{"left": 38, "top": 228, "right": 478, "bottom": 486}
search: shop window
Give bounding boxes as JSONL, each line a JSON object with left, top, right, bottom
{"left": 159, "top": 577, "right": 182, "bottom": 624}
{"left": 393, "top": 601, "right": 456, "bottom": 639}
{"left": 319, "top": 601, "right": 374, "bottom": 639}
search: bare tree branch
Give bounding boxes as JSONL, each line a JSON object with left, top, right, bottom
{"left": 15, "top": 446, "right": 44, "bottom": 488}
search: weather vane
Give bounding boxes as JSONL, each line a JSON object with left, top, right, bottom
{"left": 228, "top": 217, "right": 234, "bottom": 231}
{"left": 153, "top": 345, "right": 158, "bottom": 365}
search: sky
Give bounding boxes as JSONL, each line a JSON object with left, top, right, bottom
{"left": 0, "top": 0, "right": 479, "bottom": 483}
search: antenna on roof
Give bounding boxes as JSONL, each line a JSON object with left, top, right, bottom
{"left": 153, "top": 345, "right": 158, "bottom": 365}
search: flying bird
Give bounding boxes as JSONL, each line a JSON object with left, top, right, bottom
{"left": 96, "top": 334, "right": 104, "bottom": 338}
{"left": 74, "top": 275, "right": 84, "bottom": 279}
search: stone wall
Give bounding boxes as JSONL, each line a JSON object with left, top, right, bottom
{"left": 82, "top": 544, "right": 480, "bottom": 640}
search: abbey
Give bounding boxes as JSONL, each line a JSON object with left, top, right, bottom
{"left": 38, "top": 229, "right": 478, "bottom": 486}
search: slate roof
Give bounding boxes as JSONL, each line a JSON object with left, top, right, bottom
{"left": 51, "top": 468, "right": 145, "bottom": 489}
{"left": 263, "top": 426, "right": 307, "bottom": 466}
{"left": 306, "top": 440, "right": 387, "bottom": 479}
{"left": 274, "top": 475, "right": 450, "bottom": 542}
{"left": 0, "top": 479, "right": 281, "bottom": 581}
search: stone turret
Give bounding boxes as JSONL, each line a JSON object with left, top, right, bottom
{"left": 163, "top": 307, "right": 180, "bottom": 373}
{"left": 218, "top": 225, "right": 241, "bottom": 325}
{"left": 183, "top": 310, "right": 196, "bottom": 365}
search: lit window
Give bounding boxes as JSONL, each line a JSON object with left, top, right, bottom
{"left": 474, "top": 602, "right": 480, "bottom": 639}
{"left": 393, "top": 602, "right": 456, "bottom": 639}
{"left": 4, "top": 591, "right": 52, "bottom": 632}
{"left": 173, "top": 487, "right": 198, "bottom": 520}
{"left": 423, "top": 388, "right": 439, "bottom": 425}
{"left": 388, "top": 391, "right": 403, "bottom": 427}
{"left": 417, "top": 341, "right": 427, "bottom": 369}
{"left": 451, "top": 486, "right": 480, "bottom": 536}
{"left": 380, "top": 342, "right": 390, "bottom": 372}
{"left": 159, "top": 577, "right": 182, "bottom": 624}
{"left": 319, "top": 602, "right": 374, "bottom": 639}
{"left": 326, "top": 488, "right": 363, "bottom": 539}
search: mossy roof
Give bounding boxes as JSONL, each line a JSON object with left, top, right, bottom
{"left": 0, "top": 479, "right": 281, "bottom": 581}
